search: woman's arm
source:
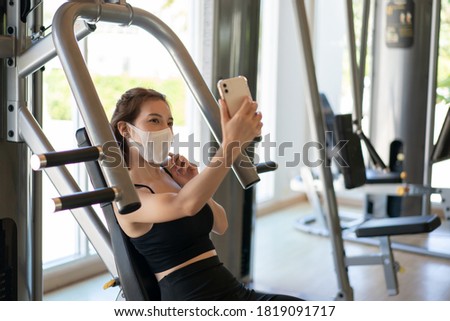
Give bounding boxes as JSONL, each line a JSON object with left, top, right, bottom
{"left": 122, "top": 143, "right": 234, "bottom": 224}
{"left": 165, "top": 153, "right": 228, "bottom": 234}
{"left": 121, "top": 98, "right": 262, "bottom": 224}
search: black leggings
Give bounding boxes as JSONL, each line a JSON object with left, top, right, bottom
{"left": 158, "top": 256, "right": 303, "bottom": 301}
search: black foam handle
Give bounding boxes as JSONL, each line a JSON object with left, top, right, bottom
{"left": 31, "top": 146, "right": 102, "bottom": 170}
{"left": 52, "top": 187, "right": 117, "bottom": 212}
{"left": 255, "top": 161, "right": 278, "bottom": 174}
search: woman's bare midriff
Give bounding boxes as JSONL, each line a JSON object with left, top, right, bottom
{"left": 155, "top": 249, "right": 218, "bottom": 282}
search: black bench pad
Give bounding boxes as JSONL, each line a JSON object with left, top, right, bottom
{"left": 355, "top": 214, "right": 441, "bottom": 237}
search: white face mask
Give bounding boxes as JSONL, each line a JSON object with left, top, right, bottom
{"left": 126, "top": 123, "right": 173, "bottom": 164}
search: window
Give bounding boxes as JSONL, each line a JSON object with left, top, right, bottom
{"left": 432, "top": 0, "right": 450, "bottom": 193}
{"left": 42, "top": 0, "right": 196, "bottom": 288}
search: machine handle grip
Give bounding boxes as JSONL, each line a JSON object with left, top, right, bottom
{"left": 31, "top": 146, "right": 103, "bottom": 170}
{"left": 52, "top": 187, "right": 118, "bottom": 212}
{"left": 255, "top": 161, "right": 278, "bottom": 174}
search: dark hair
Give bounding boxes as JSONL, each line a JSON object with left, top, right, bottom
{"left": 110, "top": 87, "right": 169, "bottom": 166}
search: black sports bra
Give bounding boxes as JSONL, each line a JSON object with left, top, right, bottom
{"left": 129, "top": 184, "right": 215, "bottom": 273}
{"left": 134, "top": 183, "right": 156, "bottom": 193}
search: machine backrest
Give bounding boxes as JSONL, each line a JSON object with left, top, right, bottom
{"left": 332, "top": 114, "right": 367, "bottom": 189}
{"left": 76, "top": 128, "right": 161, "bottom": 301}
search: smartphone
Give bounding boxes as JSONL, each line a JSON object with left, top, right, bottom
{"left": 217, "top": 76, "right": 252, "bottom": 117}
{"left": 217, "top": 76, "right": 261, "bottom": 142}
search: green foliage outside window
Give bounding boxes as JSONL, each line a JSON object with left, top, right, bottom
{"left": 45, "top": 68, "right": 73, "bottom": 121}
{"left": 44, "top": 68, "right": 186, "bottom": 125}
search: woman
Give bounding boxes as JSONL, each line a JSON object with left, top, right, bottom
{"left": 111, "top": 87, "right": 301, "bottom": 301}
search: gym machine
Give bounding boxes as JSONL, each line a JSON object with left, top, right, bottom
{"left": 291, "top": 0, "right": 444, "bottom": 299}
{"left": 1, "top": 0, "right": 266, "bottom": 300}
{"left": 292, "top": 0, "right": 353, "bottom": 301}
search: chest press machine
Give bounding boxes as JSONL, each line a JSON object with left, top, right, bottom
{"left": 2, "top": 0, "right": 267, "bottom": 300}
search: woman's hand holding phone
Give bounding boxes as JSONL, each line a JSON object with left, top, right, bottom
{"left": 219, "top": 96, "right": 262, "bottom": 151}
{"left": 217, "top": 76, "right": 263, "bottom": 143}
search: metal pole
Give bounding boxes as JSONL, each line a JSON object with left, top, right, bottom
{"left": 18, "top": 108, "right": 118, "bottom": 277}
{"left": 129, "top": 2, "right": 260, "bottom": 189}
{"left": 358, "top": 0, "right": 371, "bottom": 118}
{"left": 344, "top": 0, "right": 363, "bottom": 130}
{"left": 131, "top": 6, "right": 261, "bottom": 189}
{"left": 52, "top": 3, "right": 141, "bottom": 214}
{"left": 18, "top": 21, "right": 95, "bottom": 78}
{"left": 292, "top": 0, "right": 354, "bottom": 300}
{"left": 5, "top": 0, "right": 33, "bottom": 300}
{"left": 30, "top": 1, "right": 44, "bottom": 301}
{"left": 423, "top": 0, "right": 441, "bottom": 215}
{"left": 51, "top": 2, "right": 260, "bottom": 192}
{"left": 346, "top": 0, "right": 388, "bottom": 171}
{"left": 31, "top": 72, "right": 43, "bottom": 301}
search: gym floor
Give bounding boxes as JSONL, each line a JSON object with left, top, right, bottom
{"left": 252, "top": 203, "right": 450, "bottom": 301}
{"left": 44, "top": 202, "right": 450, "bottom": 301}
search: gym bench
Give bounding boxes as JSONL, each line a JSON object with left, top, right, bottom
{"left": 348, "top": 214, "right": 441, "bottom": 295}
{"left": 334, "top": 113, "right": 442, "bottom": 295}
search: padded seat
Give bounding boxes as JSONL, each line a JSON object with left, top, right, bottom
{"left": 355, "top": 214, "right": 441, "bottom": 237}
